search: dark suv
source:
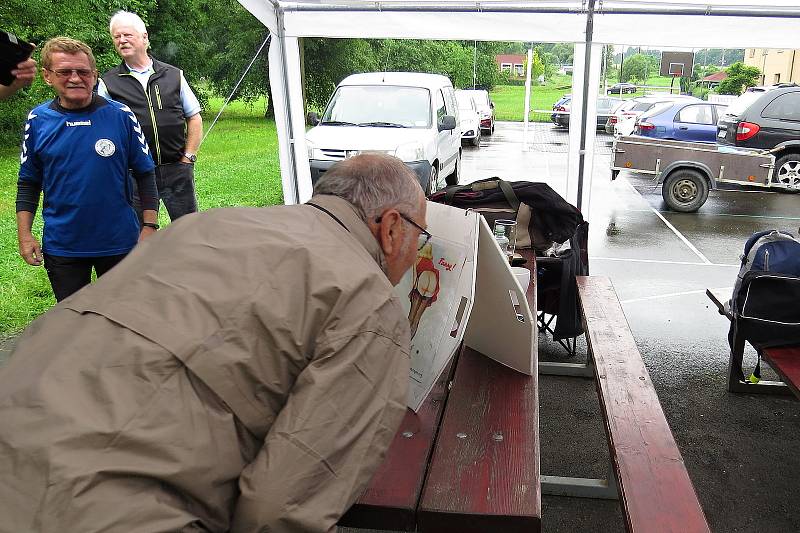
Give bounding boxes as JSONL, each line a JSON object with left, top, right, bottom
{"left": 717, "top": 84, "right": 800, "bottom": 190}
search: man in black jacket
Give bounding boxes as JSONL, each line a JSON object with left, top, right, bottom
{"left": 98, "top": 10, "right": 203, "bottom": 222}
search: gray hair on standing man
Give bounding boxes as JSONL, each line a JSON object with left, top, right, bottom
{"left": 109, "top": 10, "right": 148, "bottom": 35}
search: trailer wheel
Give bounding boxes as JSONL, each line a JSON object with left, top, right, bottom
{"left": 662, "top": 169, "right": 709, "bottom": 212}
{"left": 775, "top": 153, "right": 800, "bottom": 192}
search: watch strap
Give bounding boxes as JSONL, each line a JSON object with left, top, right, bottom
{"left": 142, "top": 222, "right": 159, "bottom": 230}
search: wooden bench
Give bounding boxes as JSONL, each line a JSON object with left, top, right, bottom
{"left": 706, "top": 288, "right": 800, "bottom": 397}
{"left": 541, "top": 276, "right": 710, "bottom": 532}
{"left": 340, "top": 278, "right": 541, "bottom": 532}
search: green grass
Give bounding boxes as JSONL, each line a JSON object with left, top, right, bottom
{"left": 0, "top": 97, "right": 281, "bottom": 338}
{"left": 491, "top": 75, "right": 687, "bottom": 122}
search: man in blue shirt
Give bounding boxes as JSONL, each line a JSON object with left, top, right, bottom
{"left": 16, "top": 37, "right": 159, "bottom": 301}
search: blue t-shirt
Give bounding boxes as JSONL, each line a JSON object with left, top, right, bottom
{"left": 19, "top": 96, "right": 155, "bottom": 257}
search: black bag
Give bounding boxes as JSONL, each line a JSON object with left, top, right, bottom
{"left": 429, "top": 177, "right": 583, "bottom": 250}
{"left": 430, "top": 178, "right": 588, "bottom": 341}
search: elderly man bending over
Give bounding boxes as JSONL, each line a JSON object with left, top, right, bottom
{"left": 0, "top": 153, "right": 427, "bottom": 533}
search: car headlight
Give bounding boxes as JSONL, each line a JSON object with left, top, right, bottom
{"left": 394, "top": 141, "right": 425, "bottom": 162}
{"left": 306, "top": 139, "right": 317, "bottom": 160}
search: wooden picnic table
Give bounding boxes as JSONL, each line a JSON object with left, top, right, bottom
{"left": 339, "top": 261, "right": 541, "bottom": 532}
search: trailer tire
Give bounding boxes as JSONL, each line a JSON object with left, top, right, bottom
{"left": 662, "top": 169, "right": 709, "bottom": 212}
{"left": 774, "top": 153, "right": 800, "bottom": 192}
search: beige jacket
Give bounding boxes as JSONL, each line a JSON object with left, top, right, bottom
{"left": 0, "top": 195, "right": 410, "bottom": 532}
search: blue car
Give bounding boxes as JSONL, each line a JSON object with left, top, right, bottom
{"left": 634, "top": 100, "right": 728, "bottom": 143}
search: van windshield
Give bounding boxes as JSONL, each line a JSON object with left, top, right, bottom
{"left": 321, "top": 86, "right": 432, "bottom": 128}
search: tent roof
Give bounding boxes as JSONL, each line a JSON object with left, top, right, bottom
{"left": 242, "top": 0, "right": 800, "bottom": 48}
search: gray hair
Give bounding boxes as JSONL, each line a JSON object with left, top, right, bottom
{"left": 314, "top": 153, "right": 423, "bottom": 221}
{"left": 109, "top": 11, "right": 147, "bottom": 35}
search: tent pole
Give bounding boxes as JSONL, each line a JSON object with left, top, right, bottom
{"left": 522, "top": 47, "right": 533, "bottom": 152}
{"left": 575, "top": 0, "right": 597, "bottom": 212}
{"left": 275, "top": 4, "right": 301, "bottom": 204}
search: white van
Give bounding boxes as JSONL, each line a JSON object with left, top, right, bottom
{"left": 306, "top": 72, "right": 461, "bottom": 194}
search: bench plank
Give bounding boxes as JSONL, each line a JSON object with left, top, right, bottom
{"left": 577, "top": 276, "right": 710, "bottom": 533}
{"left": 339, "top": 359, "right": 455, "bottom": 531}
{"left": 418, "top": 345, "right": 541, "bottom": 533}
{"left": 762, "top": 346, "right": 800, "bottom": 399}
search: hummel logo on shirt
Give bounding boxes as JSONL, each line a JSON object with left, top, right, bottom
{"left": 66, "top": 120, "right": 92, "bottom": 127}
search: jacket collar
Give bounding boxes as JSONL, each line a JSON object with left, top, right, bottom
{"left": 116, "top": 56, "right": 165, "bottom": 78}
{"left": 307, "top": 194, "right": 387, "bottom": 274}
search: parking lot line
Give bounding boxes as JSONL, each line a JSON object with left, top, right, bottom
{"left": 620, "top": 286, "right": 733, "bottom": 304}
{"left": 622, "top": 177, "right": 712, "bottom": 265}
{"left": 591, "top": 256, "right": 737, "bottom": 268}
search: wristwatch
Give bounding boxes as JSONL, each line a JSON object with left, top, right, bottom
{"left": 142, "top": 222, "right": 159, "bottom": 230}
{"left": 182, "top": 152, "right": 197, "bottom": 163}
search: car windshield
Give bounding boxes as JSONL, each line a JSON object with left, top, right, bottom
{"left": 631, "top": 101, "right": 656, "bottom": 113}
{"left": 321, "top": 85, "right": 431, "bottom": 128}
{"left": 462, "top": 90, "right": 489, "bottom": 106}
{"left": 597, "top": 98, "right": 622, "bottom": 112}
{"left": 455, "top": 92, "right": 475, "bottom": 111}
{"left": 617, "top": 100, "right": 637, "bottom": 113}
{"left": 640, "top": 102, "right": 674, "bottom": 119}
{"left": 725, "top": 91, "right": 765, "bottom": 117}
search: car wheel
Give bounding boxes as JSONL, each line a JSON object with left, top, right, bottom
{"left": 445, "top": 153, "right": 461, "bottom": 186}
{"left": 426, "top": 164, "right": 439, "bottom": 196}
{"left": 662, "top": 169, "right": 709, "bottom": 212}
{"left": 774, "top": 153, "right": 800, "bottom": 192}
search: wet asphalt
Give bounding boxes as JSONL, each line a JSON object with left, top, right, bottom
{"left": 2, "top": 121, "right": 798, "bottom": 532}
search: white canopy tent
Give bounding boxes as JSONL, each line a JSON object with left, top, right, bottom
{"left": 236, "top": 0, "right": 800, "bottom": 213}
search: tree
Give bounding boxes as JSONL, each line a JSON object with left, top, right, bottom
{"left": 621, "top": 54, "right": 651, "bottom": 83}
{"left": 717, "top": 62, "right": 761, "bottom": 95}
{"left": 550, "top": 43, "right": 574, "bottom": 66}
{"left": 0, "top": 0, "right": 158, "bottom": 147}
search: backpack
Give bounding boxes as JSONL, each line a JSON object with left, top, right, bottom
{"left": 730, "top": 230, "right": 800, "bottom": 316}
{"left": 428, "top": 177, "right": 583, "bottom": 250}
{"left": 728, "top": 230, "right": 800, "bottom": 382}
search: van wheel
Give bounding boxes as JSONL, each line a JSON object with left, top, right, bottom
{"left": 775, "top": 153, "right": 800, "bottom": 192}
{"left": 445, "top": 154, "right": 460, "bottom": 186}
{"left": 426, "top": 165, "right": 439, "bottom": 196}
{"left": 662, "top": 169, "right": 709, "bottom": 212}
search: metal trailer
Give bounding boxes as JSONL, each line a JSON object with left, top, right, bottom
{"left": 611, "top": 135, "right": 777, "bottom": 212}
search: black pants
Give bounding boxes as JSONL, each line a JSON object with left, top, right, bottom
{"left": 131, "top": 162, "right": 198, "bottom": 224}
{"left": 43, "top": 253, "right": 128, "bottom": 302}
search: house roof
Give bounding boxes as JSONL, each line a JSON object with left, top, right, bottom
{"left": 702, "top": 71, "right": 728, "bottom": 82}
{"left": 495, "top": 54, "right": 526, "bottom": 64}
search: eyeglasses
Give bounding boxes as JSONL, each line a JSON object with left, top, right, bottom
{"left": 376, "top": 212, "right": 432, "bottom": 251}
{"left": 45, "top": 68, "right": 95, "bottom": 79}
